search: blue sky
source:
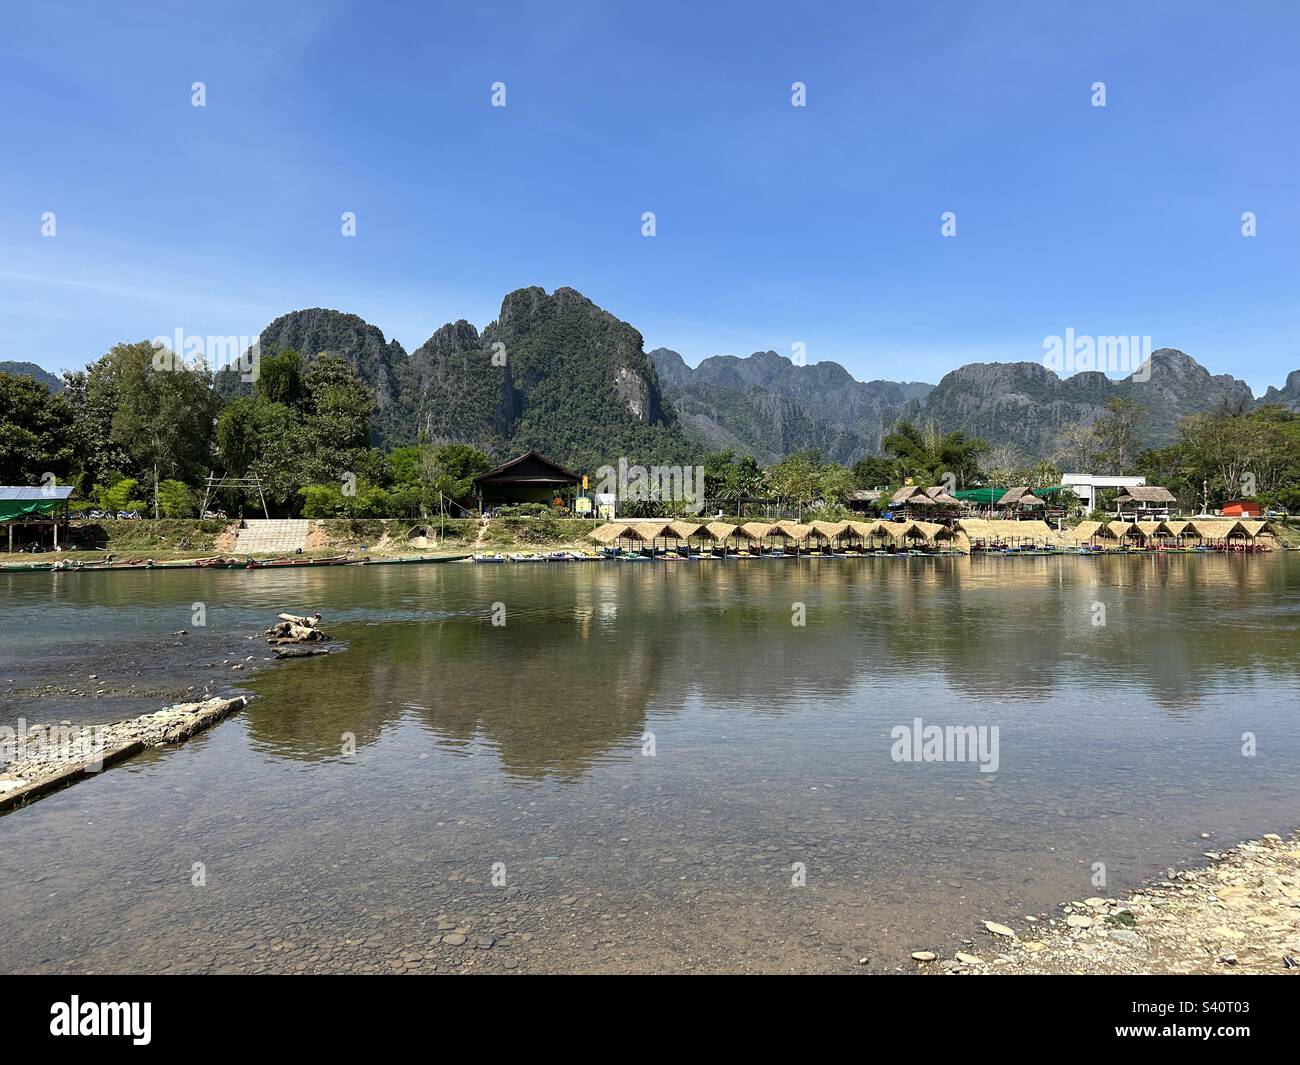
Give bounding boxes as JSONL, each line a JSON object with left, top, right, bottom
{"left": 1, "top": 0, "right": 1296, "bottom": 391}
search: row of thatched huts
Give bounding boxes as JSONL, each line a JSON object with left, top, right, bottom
{"left": 588, "top": 516, "right": 1277, "bottom": 555}
{"left": 1069, "top": 518, "right": 1273, "bottom": 546}
{"left": 589, "top": 518, "right": 957, "bottom": 553}
{"left": 952, "top": 517, "right": 1275, "bottom": 551}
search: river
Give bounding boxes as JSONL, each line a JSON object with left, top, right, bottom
{"left": 1, "top": 553, "right": 1297, "bottom": 973}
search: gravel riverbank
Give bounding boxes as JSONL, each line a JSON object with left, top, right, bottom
{"left": 913, "top": 831, "right": 1300, "bottom": 975}
{"left": 0, "top": 696, "right": 248, "bottom": 811}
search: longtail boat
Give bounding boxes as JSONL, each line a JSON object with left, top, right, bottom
{"left": 357, "top": 553, "right": 472, "bottom": 565}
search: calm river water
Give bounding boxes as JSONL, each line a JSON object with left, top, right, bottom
{"left": 1, "top": 554, "right": 1298, "bottom": 973}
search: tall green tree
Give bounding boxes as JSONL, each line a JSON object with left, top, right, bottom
{"left": 703, "top": 449, "right": 765, "bottom": 509}
{"left": 766, "top": 449, "right": 823, "bottom": 518}
{"left": 80, "top": 342, "right": 219, "bottom": 516}
{"left": 0, "top": 372, "right": 73, "bottom": 483}
{"left": 882, "top": 419, "right": 988, "bottom": 485}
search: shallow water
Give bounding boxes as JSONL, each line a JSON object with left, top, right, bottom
{"left": 1, "top": 554, "right": 1298, "bottom": 973}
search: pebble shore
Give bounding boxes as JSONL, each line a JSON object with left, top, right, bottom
{"left": 912, "top": 831, "right": 1300, "bottom": 975}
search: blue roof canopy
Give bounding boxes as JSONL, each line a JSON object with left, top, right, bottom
{"left": 0, "top": 486, "right": 74, "bottom": 500}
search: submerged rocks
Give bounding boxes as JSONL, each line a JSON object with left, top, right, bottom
{"left": 0, "top": 696, "right": 247, "bottom": 812}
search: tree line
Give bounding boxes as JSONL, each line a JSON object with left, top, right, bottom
{"left": 2, "top": 346, "right": 1296, "bottom": 518}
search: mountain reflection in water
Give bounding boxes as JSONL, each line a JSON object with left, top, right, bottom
{"left": 236, "top": 554, "right": 1300, "bottom": 780}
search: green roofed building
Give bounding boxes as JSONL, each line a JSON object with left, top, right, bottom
{"left": 1, "top": 485, "right": 74, "bottom": 552}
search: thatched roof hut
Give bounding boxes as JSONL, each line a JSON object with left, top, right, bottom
{"left": 878, "top": 520, "right": 921, "bottom": 540}
{"left": 634, "top": 521, "right": 674, "bottom": 541}
{"left": 908, "top": 520, "right": 953, "bottom": 542}
{"left": 667, "top": 520, "right": 705, "bottom": 540}
{"left": 810, "top": 519, "right": 850, "bottom": 541}
{"left": 1135, "top": 520, "right": 1171, "bottom": 540}
{"left": 1185, "top": 518, "right": 1272, "bottom": 543}
{"left": 1106, "top": 520, "right": 1140, "bottom": 541}
{"left": 1114, "top": 485, "right": 1177, "bottom": 507}
{"left": 846, "top": 520, "right": 883, "bottom": 539}
{"left": 589, "top": 522, "right": 640, "bottom": 543}
{"left": 1163, "top": 519, "right": 1191, "bottom": 537}
{"left": 997, "top": 486, "right": 1043, "bottom": 506}
{"left": 737, "top": 521, "right": 777, "bottom": 541}
{"left": 956, "top": 518, "right": 1059, "bottom": 543}
{"left": 922, "top": 486, "right": 962, "bottom": 505}
{"left": 1186, "top": 519, "right": 1231, "bottom": 540}
{"left": 1069, "top": 520, "right": 1106, "bottom": 541}
{"left": 890, "top": 486, "right": 925, "bottom": 505}
{"left": 705, "top": 521, "right": 738, "bottom": 541}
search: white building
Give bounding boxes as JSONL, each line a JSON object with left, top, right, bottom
{"left": 1060, "top": 473, "right": 1146, "bottom": 512}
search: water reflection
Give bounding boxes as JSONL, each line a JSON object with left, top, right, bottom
{"left": 236, "top": 555, "right": 1300, "bottom": 778}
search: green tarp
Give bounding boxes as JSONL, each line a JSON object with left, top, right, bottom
{"left": 953, "top": 485, "right": 1070, "bottom": 504}
{"left": 0, "top": 499, "right": 66, "bottom": 521}
{"left": 952, "top": 487, "right": 1006, "bottom": 504}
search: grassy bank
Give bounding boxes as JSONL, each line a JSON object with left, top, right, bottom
{"left": 0, "top": 516, "right": 605, "bottom": 563}
{"left": 4, "top": 515, "right": 1296, "bottom": 565}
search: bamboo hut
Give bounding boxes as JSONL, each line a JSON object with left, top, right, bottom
{"left": 1106, "top": 520, "right": 1140, "bottom": 546}
{"left": 1069, "top": 520, "right": 1118, "bottom": 545}
{"left": 780, "top": 522, "right": 816, "bottom": 554}
{"left": 998, "top": 486, "right": 1046, "bottom": 518}
{"left": 632, "top": 521, "right": 674, "bottom": 555}
{"left": 889, "top": 486, "right": 932, "bottom": 520}
{"left": 922, "top": 486, "right": 962, "bottom": 506}
{"left": 705, "top": 521, "right": 739, "bottom": 556}
{"left": 844, "top": 520, "right": 880, "bottom": 551}
{"left": 588, "top": 521, "right": 652, "bottom": 555}
{"left": 879, "top": 520, "right": 922, "bottom": 547}
{"left": 666, "top": 520, "right": 705, "bottom": 556}
{"left": 890, "top": 486, "right": 925, "bottom": 506}
{"left": 1215, "top": 518, "right": 1273, "bottom": 550}
{"left": 1185, "top": 519, "right": 1233, "bottom": 545}
{"left": 737, "top": 521, "right": 788, "bottom": 555}
{"left": 1135, "top": 519, "right": 1173, "bottom": 547}
{"left": 809, "top": 519, "right": 850, "bottom": 553}
{"left": 909, "top": 520, "right": 954, "bottom": 546}
{"left": 589, "top": 521, "right": 637, "bottom": 544}
{"left": 1113, "top": 485, "right": 1176, "bottom": 519}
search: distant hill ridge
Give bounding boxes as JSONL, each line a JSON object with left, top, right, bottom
{"left": 0, "top": 361, "right": 63, "bottom": 392}
{"left": 12, "top": 288, "right": 1300, "bottom": 466}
